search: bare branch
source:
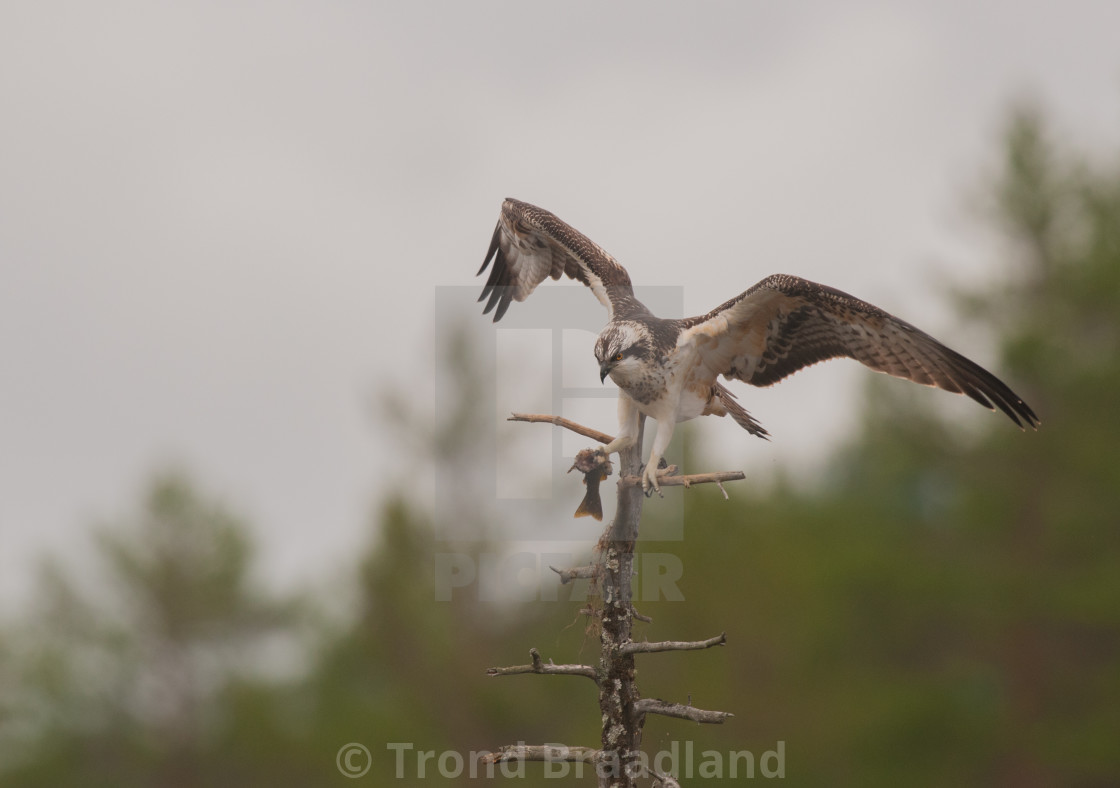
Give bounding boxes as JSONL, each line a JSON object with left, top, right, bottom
{"left": 634, "top": 698, "right": 734, "bottom": 725}
{"left": 487, "top": 648, "right": 598, "bottom": 682}
{"left": 621, "top": 471, "right": 745, "bottom": 489}
{"left": 508, "top": 413, "right": 614, "bottom": 445}
{"left": 619, "top": 632, "right": 726, "bottom": 655}
{"left": 550, "top": 564, "right": 598, "bottom": 584}
{"left": 647, "top": 768, "right": 682, "bottom": 788}
{"left": 507, "top": 413, "right": 744, "bottom": 493}
{"left": 481, "top": 744, "right": 602, "bottom": 765}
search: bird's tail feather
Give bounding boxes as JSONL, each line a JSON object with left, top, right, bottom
{"left": 714, "top": 384, "right": 770, "bottom": 440}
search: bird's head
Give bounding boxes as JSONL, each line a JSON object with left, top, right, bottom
{"left": 594, "top": 323, "right": 650, "bottom": 384}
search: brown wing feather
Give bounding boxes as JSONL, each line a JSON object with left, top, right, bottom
{"left": 679, "top": 274, "right": 1039, "bottom": 429}
{"left": 477, "top": 199, "right": 635, "bottom": 321}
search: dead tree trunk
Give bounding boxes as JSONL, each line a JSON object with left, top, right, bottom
{"left": 486, "top": 414, "right": 738, "bottom": 787}
{"left": 597, "top": 423, "right": 646, "bottom": 786}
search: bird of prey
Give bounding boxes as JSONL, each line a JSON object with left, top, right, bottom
{"left": 477, "top": 198, "right": 1039, "bottom": 493}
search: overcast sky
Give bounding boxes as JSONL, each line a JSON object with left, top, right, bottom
{"left": 2, "top": 1, "right": 1118, "bottom": 610}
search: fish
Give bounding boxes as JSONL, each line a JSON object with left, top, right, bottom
{"left": 569, "top": 448, "right": 612, "bottom": 521}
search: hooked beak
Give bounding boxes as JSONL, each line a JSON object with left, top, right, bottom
{"left": 599, "top": 361, "right": 611, "bottom": 383}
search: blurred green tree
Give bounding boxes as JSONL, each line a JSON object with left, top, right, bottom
{"left": 301, "top": 321, "right": 602, "bottom": 784}
{"left": 0, "top": 473, "right": 305, "bottom": 787}
{"left": 630, "top": 105, "right": 1120, "bottom": 786}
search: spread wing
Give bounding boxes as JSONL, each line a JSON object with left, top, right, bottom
{"left": 678, "top": 274, "right": 1040, "bottom": 429}
{"left": 477, "top": 198, "right": 635, "bottom": 321}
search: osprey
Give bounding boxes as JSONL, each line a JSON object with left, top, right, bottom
{"left": 478, "top": 199, "right": 1039, "bottom": 493}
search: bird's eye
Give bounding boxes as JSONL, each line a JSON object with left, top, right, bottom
{"left": 615, "top": 352, "right": 624, "bottom": 361}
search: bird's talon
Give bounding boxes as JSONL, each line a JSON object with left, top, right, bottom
{"left": 639, "top": 463, "right": 662, "bottom": 496}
